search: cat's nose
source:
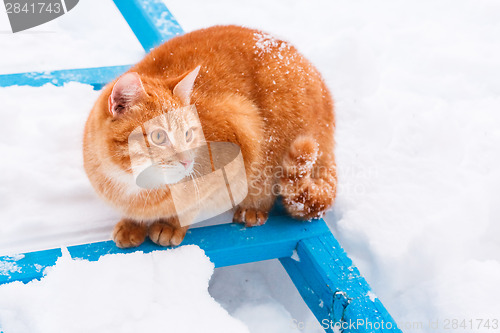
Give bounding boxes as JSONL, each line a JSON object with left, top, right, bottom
{"left": 180, "top": 160, "right": 192, "bottom": 169}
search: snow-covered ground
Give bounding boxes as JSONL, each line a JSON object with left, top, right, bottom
{"left": 0, "top": 246, "right": 249, "bottom": 333}
{"left": 1, "top": 0, "right": 500, "bottom": 332}
{"left": 0, "top": 0, "right": 144, "bottom": 73}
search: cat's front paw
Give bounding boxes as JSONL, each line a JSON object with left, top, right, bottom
{"left": 233, "top": 207, "right": 269, "bottom": 227}
{"left": 112, "top": 219, "right": 148, "bottom": 248}
{"left": 148, "top": 219, "right": 187, "bottom": 247}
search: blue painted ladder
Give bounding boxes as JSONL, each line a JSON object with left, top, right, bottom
{"left": 0, "top": 1, "right": 402, "bottom": 332}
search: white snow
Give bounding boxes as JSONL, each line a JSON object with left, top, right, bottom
{"left": 1, "top": 0, "right": 500, "bottom": 332}
{"left": 291, "top": 250, "right": 300, "bottom": 262}
{"left": 0, "top": 261, "right": 21, "bottom": 276}
{"left": 233, "top": 303, "right": 294, "bottom": 333}
{"left": 0, "top": 0, "right": 144, "bottom": 74}
{"left": 367, "top": 291, "right": 377, "bottom": 302}
{"left": 0, "top": 83, "right": 119, "bottom": 254}
{"left": 0, "top": 246, "right": 249, "bottom": 333}
{"left": 253, "top": 32, "right": 281, "bottom": 56}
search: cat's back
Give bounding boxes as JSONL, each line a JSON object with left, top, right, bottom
{"left": 135, "top": 25, "right": 282, "bottom": 74}
{"left": 132, "top": 25, "right": 324, "bottom": 99}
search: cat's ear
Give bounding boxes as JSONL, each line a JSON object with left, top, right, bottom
{"left": 172, "top": 66, "right": 201, "bottom": 105}
{"left": 108, "top": 72, "right": 146, "bottom": 117}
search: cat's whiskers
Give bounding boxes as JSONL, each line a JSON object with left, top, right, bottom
{"left": 190, "top": 163, "right": 203, "bottom": 181}
{"left": 189, "top": 174, "right": 201, "bottom": 207}
{"left": 141, "top": 188, "right": 153, "bottom": 216}
{"left": 128, "top": 190, "right": 140, "bottom": 206}
{"left": 189, "top": 173, "right": 196, "bottom": 196}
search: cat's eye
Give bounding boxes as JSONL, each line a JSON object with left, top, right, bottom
{"left": 150, "top": 129, "right": 168, "bottom": 146}
{"left": 185, "top": 128, "right": 194, "bottom": 142}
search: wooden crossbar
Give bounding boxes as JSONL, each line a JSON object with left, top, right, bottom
{"left": 0, "top": 217, "right": 401, "bottom": 332}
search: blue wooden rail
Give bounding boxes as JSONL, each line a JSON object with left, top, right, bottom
{"left": 114, "top": 0, "right": 183, "bottom": 52}
{"left": 0, "top": 1, "right": 402, "bottom": 332}
{"left": 0, "top": 65, "right": 130, "bottom": 90}
{"left": 0, "top": 216, "right": 400, "bottom": 333}
{"left": 0, "top": 214, "right": 326, "bottom": 284}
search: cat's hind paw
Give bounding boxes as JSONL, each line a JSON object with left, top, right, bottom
{"left": 148, "top": 219, "right": 187, "bottom": 247}
{"left": 112, "top": 219, "right": 148, "bottom": 248}
{"left": 233, "top": 207, "right": 268, "bottom": 227}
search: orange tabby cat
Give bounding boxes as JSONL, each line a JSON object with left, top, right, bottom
{"left": 83, "top": 25, "right": 337, "bottom": 248}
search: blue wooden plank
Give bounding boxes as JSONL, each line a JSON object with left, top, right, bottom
{"left": 280, "top": 235, "right": 402, "bottom": 333}
{"left": 113, "top": 0, "right": 183, "bottom": 52}
{"left": 0, "top": 216, "right": 330, "bottom": 285}
{"left": 0, "top": 65, "right": 130, "bottom": 89}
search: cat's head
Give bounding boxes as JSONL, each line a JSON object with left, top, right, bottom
{"left": 103, "top": 66, "right": 205, "bottom": 188}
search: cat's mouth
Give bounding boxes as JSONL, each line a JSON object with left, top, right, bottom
{"left": 135, "top": 161, "right": 194, "bottom": 189}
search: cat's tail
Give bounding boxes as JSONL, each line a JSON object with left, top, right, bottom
{"left": 280, "top": 135, "right": 337, "bottom": 220}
